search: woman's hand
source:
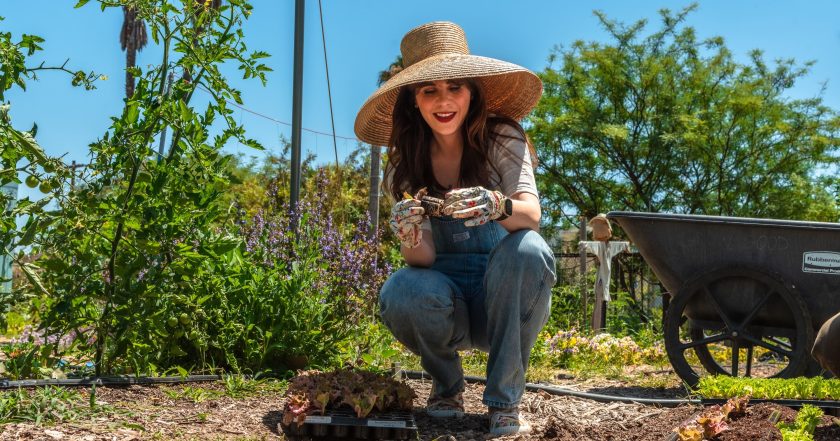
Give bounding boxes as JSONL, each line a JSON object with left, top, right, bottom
{"left": 443, "top": 186, "right": 507, "bottom": 227}
{"left": 389, "top": 197, "right": 425, "bottom": 248}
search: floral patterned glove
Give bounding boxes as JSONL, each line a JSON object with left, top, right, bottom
{"left": 389, "top": 194, "right": 425, "bottom": 248}
{"left": 442, "top": 186, "right": 507, "bottom": 227}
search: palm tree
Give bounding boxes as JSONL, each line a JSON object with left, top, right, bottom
{"left": 120, "top": 6, "right": 148, "bottom": 98}
{"left": 376, "top": 55, "right": 403, "bottom": 86}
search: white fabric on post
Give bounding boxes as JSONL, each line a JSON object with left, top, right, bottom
{"left": 582, "top": 241, "right": 630, "bottom": 330}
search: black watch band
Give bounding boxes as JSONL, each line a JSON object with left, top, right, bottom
{"left": 497, "top": 196, "right": 513, "bottom": 221}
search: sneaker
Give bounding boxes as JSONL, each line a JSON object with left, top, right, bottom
{"left": 489, "top": 407, "right": 531, "bottom": 436}
{"left": 426, "top": 392, "right": 465, "bottom": 418}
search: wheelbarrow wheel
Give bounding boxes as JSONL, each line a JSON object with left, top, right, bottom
{"left": 664, "top": 267, "right": 813, "bottom": 386}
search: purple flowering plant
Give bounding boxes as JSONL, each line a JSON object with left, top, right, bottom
{"left": 229, "top": 169, "right": 392, "bottom": 372}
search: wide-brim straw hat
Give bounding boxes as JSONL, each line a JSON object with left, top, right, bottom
{"left": 354, "top": 21, "right": 543, "bottom": 146}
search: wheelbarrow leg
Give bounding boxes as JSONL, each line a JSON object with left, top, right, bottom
{"left": 731, "top": 340, "right": 739, "bottom": 377}
{"left": 745, "top": 346, "right": 753, "bottom": 377}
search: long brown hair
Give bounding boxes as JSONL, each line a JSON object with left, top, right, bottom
{"left": 384, "top": 78, "right": 535, "bottom": 200}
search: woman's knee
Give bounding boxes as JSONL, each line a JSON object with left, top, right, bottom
{"left": 490, "top": 229, "right": 556, "bottom": 282}
{"left": 379, "top": 268, "right": 457, "bottom": 322}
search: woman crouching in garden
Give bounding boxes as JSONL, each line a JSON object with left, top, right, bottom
{"left": 354, "top": 21, "right": 557, "bottom": 436}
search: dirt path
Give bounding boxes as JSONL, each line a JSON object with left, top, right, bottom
{"left": 1, "top": 378, "right": 837, "bottom": 440}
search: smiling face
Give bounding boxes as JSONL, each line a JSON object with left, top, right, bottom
{"left": 413, "top": 79, "right": 472, "bottom": 142}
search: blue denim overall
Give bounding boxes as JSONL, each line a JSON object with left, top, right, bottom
{"left": 379, "top": 217, "right": 556, "bottom": 408}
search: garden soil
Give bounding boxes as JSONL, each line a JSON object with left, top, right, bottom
{"left": 2, "top": 378, "right": 840, "bottom": 440}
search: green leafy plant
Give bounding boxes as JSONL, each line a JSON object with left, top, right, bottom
{"left": 281, "top": 368, "right": 416, "bottom": 426}
{"left": 163, "top": 386, "right": 222, "bottom": 403}
{"left": 545, "top": 328, "right": 668, "bottom": 370}
{"left": 220, "top": 167, "right": 391, "bottom": 374}
{"left": 674, "top": 396, "right": 748, "bottom": 441}
{"left": 545, "top": 283, "right": 589, "bottom": 334}
{"left": 27, "top": 0, "right": 270, "bottom": 376}
{"left": 351, "top": 321, "right": 401, "bottom": 372}
{"left": 0, "top": 386, "right": 108, "bottom": 424}
{"left": 697, "top": 376, "right": 840, "bottom": 401}
{"left": 221, "top": 373, "right": 271, "bottom": 398}
{"left": 0, "top": 15, "right": 101, "bottom": 334}
{"left": 777, "top": 404, "right": 824, "bottom": 441}
{"left": 0, "top": 342, "right": 60, "bottom": 380}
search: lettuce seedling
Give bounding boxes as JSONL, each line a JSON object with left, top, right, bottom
{"left": 776, "top": 404, "right": 823, "bottom": 441}
{"left": 281, "top": 368, "right": 418, "bottom": 426}
{"left": 674, "top": 396, "right": 749, "bottom": 441}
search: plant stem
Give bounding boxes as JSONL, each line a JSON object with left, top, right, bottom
{"left": 96, "top": 8, "right": 176, "bottom": 377}
{"left": 167, "top": 7, "right": 234, "bottom": 162}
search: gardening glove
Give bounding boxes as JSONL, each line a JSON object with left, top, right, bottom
{"left": 442, "top": 186, "right": 507, "bottom": 227}
{"left": 389, "top": 193, "right": 425, "bottom": 248}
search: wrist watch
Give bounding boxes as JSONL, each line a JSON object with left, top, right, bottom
{"left": 497, "top": 196, "right": 513, "bottom": 221}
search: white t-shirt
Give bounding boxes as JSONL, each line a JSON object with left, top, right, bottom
{"left": 486, "top": 123, "right": 539, "bottom": 199}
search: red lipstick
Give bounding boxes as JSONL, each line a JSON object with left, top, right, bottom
{"left": 434, "top": 112, "right": 455, "bottom": 123}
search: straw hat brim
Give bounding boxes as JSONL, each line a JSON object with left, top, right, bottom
{"left": 354, "top": 53, "right": 543, "bottom": 146}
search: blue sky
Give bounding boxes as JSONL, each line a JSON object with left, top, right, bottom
{"left": 4, "top": 0, "right": 840, "bottom": 202}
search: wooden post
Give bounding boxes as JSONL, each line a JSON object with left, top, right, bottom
{"left": 289, "top": 0, "right": 305, "bottom": 236}
{"left": 367, "top": 145, "right": 381, "bottom": 239}
{"left": 579, "top": 215, "right": 588, "bottom": 329}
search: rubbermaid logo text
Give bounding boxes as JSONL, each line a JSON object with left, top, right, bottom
{"left": 803, "top": 251, "right": 840, "bottom": 275}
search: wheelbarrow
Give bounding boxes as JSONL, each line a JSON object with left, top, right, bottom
{"left": 607, "top": 211, "right": 840, "bottom": 385}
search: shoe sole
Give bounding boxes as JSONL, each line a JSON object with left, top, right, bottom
{"left": 426, "top": 409, "right": 465, "bottom": 418}
{"left": 489, "top": 425, "right": 532, "bottom": 436}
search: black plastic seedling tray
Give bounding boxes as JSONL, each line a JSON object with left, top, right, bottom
{"left": 281, "top": 408, "right": 417, "bottom": 440}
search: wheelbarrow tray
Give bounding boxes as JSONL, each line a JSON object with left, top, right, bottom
{"left": 607, "top": 211, "right": 840, "bottom": 327}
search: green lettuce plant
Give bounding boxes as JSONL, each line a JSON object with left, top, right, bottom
{"left": 281, "top": 368, "right": 416, "bottom": 426}
{"left": 777, "top": 404, "right": 823, "bottom": 441}
{"left": 696, "top": 376, "right": 840, "bottom": 401}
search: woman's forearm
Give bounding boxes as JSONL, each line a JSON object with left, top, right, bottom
{"left": 498, "top": 193, "right": 541, "bottom": 232}
{"left": 401, "top": 229, "right": 436, "bottom": 267}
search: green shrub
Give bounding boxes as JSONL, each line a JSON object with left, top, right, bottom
{"left": 546, "top": 283, "right": 588, "bottom": 334}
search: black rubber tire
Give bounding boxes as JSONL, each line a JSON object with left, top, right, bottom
{"left": 664, "top": 267, "right": 813, "bottom": 386}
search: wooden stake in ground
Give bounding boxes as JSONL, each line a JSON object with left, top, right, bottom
{"left": 579, "top": 215, "right": 588, "bottom": 330}
{"left": 581, "top": 214, "right": 629, "bottom": 331}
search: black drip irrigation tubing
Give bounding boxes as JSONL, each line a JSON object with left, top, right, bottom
{"left": 399, "top": 369, "right": 698, "bottom": 408}
{"left": 0, "top": 375, "right": 221, "bottom": 389}
{"left": 4, "top": 370, "right": 840, "bottom": 411}
{"left": 402, "top": 369, "right": 840, "bottom": 410}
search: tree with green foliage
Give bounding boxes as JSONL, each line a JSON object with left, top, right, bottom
{"left": 31, "top": 0, "right": 270, "bottom": 375}
{"left": 529, "top": 4, "right": 840, "bottom": 224}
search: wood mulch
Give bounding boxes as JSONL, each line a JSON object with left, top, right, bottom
{"left": 1, "top": 377, "right": 839, "bottom": 440}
